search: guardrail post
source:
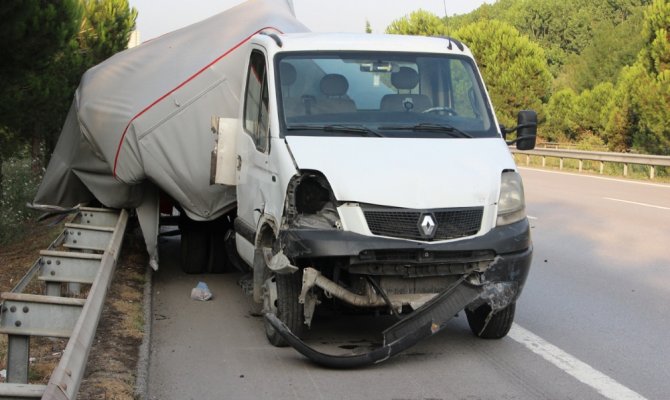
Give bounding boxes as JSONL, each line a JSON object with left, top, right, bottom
{"left": 650, "top": 166, "right": 655, "bottom": 180}
{"left": 624, "top": 163, "right": 628, "bottom": 176}
{"left": 66, "top": 282, "right": 82, "bottom": 296}
{"left": 600, "top": 162, "right": 604, "bottom": 175}
{"left": 6, "top": 335, "right": 30, "bottom": 384}
{"left": 542, "top": 156, "right": 546, "bottom": 167}
{"left": 45, "top": 282, "right": 61, "bottom": 297}
{"left": 526, "top": 155, "right": 530, "bottom": 166}
{"left": 559, "top": 158, "right": 564, "bottom": 170}
{"left": 579, "top": 160, "right": 583, "bottom": 172}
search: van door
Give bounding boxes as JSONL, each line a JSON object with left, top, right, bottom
{"left": 236, "top": 49, "right": 272, "bottom": 255}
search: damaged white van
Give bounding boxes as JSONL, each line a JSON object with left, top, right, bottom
{"left": 34, "top": 0, "right": 535, "bottom": 367}
{"left": 214, "top": 32, "right": 536, "bottom": 367}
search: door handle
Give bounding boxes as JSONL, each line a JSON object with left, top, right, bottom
{"left": 237, "top": 155, "right": 242, "bottom": 171}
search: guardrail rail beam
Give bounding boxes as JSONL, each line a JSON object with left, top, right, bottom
{"left": 0, "top": 208, "right": 128, "bottom": 400}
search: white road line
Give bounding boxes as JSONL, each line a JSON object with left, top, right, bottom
{"left": 518, "top": 167, "right": 670, "bottom": 189}
{"left": 604, "top": 197, "right": 670, "bottom": 210}
{"left": 508, "top": 324, "right": 648, "bottom": 400}
{"left": 527, "top": 215, "right": 538, "bottom": 220}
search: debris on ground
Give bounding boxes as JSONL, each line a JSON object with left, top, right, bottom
{"left": 191, "top": 281, "right": 213, "bottom": 301}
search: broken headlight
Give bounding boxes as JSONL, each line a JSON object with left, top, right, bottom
{"left": 496, "top": 171, "right": 526, "bottom": 226}
{"left": 285, "top": 172, "right": 342, "bottom": 230}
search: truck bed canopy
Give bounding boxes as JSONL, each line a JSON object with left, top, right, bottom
{"left": 34, "top": 0, "right": 307, "bottom": 268}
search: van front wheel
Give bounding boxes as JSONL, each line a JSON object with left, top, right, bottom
{"left": 465, "top": 302, "right": 515, "bottom": 339}
{"left": 261, "top": 248, "right": 304, "bottom": 347}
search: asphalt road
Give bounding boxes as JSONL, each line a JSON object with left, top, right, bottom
{"left": 147, "top": 168, "right": 670, "bottom": 400}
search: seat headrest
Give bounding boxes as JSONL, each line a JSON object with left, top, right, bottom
{"left": 280, "top": 62, "right": 297, "bottom": 86}
{"left": 391, "top": 67, "right": 419, "bottom": 90}
{"left": 320, "top": 74, "right": 349, "bottom": 96}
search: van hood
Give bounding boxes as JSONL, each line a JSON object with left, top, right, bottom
{"left": 284, "top": 136, "right": 516, "bottom": 209}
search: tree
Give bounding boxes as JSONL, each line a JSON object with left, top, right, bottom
{"left": 365, "top": 19, "right": 372, "bottom": 34}
{"left": 386, "top": 10, "right": 447, "bottom": 36}
{"left": 0, "top": 0, "right": 138, "bottom": 179}
{"left": 453, "top": 20, "right": 553, "bottom": 128}
{"left": 0, "top": 0, "right": 83, "bottom": 89}
{"left": 444, "top": 0, "right": 651, "bottom": 78}
{"left": 631, "top": 0, "right": 670, "bottom": 154}
{"left": 78, "top": 0, "right": 138, "bottom": 67}
{"left": 603, "top": 64, "right": 645, "bottom": 151}
{"left": 0, "top": 0, "right": 83, "bottom": 190}
{"left": 639, "top": 0, "right": 670, "bottom": 78}
{"left": 574, "top": 82, "right": 615, "bottom": 138}
{"left": 556, "top": 9, "right": 646, "bottom": 91}
{"left": 544, "top": 88, "right": 579, "bottom": 142}
{"left": 601, "top": 0, "right": 670, "bottom": 154}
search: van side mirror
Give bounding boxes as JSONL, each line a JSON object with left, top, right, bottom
{"left": 516, "top": 110, "right": 537, "bottom": 150}
{"left": 503, "top": 110, "right": 537, "bottom": 150}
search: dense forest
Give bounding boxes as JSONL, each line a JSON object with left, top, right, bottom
{"left": 387, "top": 0, "right": 670, "bottom": 155}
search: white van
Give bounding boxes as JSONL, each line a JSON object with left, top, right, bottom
{"left": 213, "top": 32, "right": 537, "bottom": 366}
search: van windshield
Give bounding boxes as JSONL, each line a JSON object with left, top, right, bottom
{"left": 275, "top": 52, "right": 498, "bottom": 138}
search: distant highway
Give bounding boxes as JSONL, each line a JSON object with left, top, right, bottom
{"left": 147, "top": 168, "right": 670, "bottom": 400}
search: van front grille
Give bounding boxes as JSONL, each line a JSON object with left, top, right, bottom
{"left": 361, "top": 205, "right": 483, "bottom": 241}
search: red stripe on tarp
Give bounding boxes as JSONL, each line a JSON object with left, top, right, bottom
{"left": 112, "top": 26, "right": 283, "bottom": 177}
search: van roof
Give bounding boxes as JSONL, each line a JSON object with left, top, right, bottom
{"left": 257, "top": 32, "right": 473, "bottom": 57}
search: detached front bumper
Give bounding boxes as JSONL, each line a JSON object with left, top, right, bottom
{"left": 269, "top": 219, "right": 533, "bottom": 368}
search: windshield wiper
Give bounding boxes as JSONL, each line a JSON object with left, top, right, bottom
{"left": 286, "top": 124, "right": 384, "bottom": 137}
{"left": 378, "top": 123, "right": 473, "bottom": 138}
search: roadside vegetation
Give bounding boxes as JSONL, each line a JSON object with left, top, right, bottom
{"left": 0, "top": 0, "right": 137, "bottom": 245}
{"left": 0, "top": 156, "right": 42, "bottom": 243}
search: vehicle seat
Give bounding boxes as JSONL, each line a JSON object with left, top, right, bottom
{"left": 279, "top": 62, "right": 305, "bottom": 118}
{"left": 311, "top": 74, "right": 357, "bottom": 114}
{"left": 380, "top": 67, "right": 432, "bottom": 112}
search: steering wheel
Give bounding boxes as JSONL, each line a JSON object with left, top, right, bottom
{"left": 422, "top": 106, "right": 458, "bottom": 116}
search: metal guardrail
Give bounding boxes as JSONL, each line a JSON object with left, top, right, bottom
{"left": 0, "top": 207, "right": 128, "bottom": 400}
{"left": 535, "top": 141, "right": 610, "bottom": 152}
{"left": 510, "top": 148, "right": 670, "bottom": 179}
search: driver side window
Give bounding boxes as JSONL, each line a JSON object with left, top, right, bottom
{"left": 243, "top": 50, "right": 270, "bottom": 152}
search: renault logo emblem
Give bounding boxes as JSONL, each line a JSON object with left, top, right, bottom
{"left": 419, "top": 213, "right": 437, "bottom": 238}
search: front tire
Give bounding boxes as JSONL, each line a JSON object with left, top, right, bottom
{"left": 466, "top": 302, "right": 516, "bottom": 339}
{"left": 262, "top": 250, "right": 304, "bottom": 347}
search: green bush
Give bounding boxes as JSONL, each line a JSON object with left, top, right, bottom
{"left": 0, "top": 157, "right": 41, "bottom": 244}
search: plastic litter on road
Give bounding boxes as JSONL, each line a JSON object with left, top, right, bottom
{"left": 191, "top": 281, "right": 213, "bottom": 301}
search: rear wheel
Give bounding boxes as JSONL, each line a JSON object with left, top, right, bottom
{"left": 261, "top": 247, "right": 304, "bottom": 347}
{"left": 466, "top": 302, "right": 516, "bottom": 339}
{"left": 179, "top": 212, "right": 235, "bottom": 274}
{"left": 180, "top": 228, "right": 209, "bottom": 274}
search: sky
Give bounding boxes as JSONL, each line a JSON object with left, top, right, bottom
{"left": 128, "top": 0, "right": 492, "bottom": 42}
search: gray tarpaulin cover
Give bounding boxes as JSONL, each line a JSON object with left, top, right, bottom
{"left": 34, "top": 0, "right": 307, "bottom": 268}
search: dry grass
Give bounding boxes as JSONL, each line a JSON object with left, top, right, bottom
{"left": 78, "top": 228, "right": 148, "bottom": 399}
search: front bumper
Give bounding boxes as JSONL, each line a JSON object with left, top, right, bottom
{"left": 280, "top": 218, "right": 532, "bottom": 288}
{"left": 280, "top": 218, "right": 531, "bottom": 258}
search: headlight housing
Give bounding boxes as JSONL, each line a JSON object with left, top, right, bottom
{"left": 496, "top": 171, "right": 526, "bottom": 226}
{"left": 285, "top": 171, "right": 341, "bottom": 230}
